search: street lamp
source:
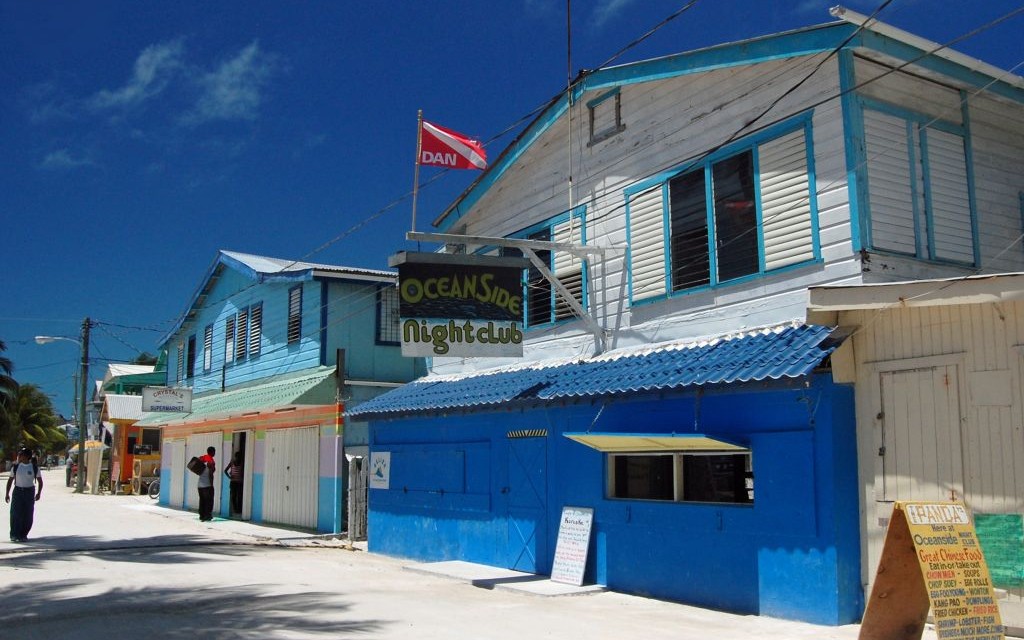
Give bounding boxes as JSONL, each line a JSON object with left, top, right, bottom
{"left": 35, "top": 317, "right": 92, "bottom": 493}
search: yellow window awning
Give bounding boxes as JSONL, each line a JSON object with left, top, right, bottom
{"left": 564, "top": 432, "right": 747, "bottom": 453}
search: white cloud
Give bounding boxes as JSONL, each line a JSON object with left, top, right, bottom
{"left": 590, "top": 0, "right": 638, "bottom": 29}
{"left": 184, "top": 41, "right": 277, "bottom": 125}
{"left": 37, "top": 148, "right": 97, "bottom": 171}
{"left": 88, "top": 40, "right": 185, "bottom": 111}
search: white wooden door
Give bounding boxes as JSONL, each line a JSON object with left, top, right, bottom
{"left": 877, "top": 363, "right": 965, "bottom": 503}
{"left": 185, "top": 432, "right": 223, "bottom": 513}
{"left": 168, "top": 439, "right": 186, "bottom": 508}
{"left": 263, "top": 426, "right": 319, "bottom": 529}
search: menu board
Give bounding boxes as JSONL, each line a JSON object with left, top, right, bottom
{"left": 550, "top": 506, "right": 593, "bottom": 586}
{"left": 860, "top": 501, "right": 1004, "bottom": 640}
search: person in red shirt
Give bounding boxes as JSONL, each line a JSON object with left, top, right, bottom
{"left": 197, "top": 446, "right": 216, "bottom": 521}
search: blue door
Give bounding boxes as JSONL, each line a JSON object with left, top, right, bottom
{"left": 507, "top": 434, "right": 547, "bottom": 573}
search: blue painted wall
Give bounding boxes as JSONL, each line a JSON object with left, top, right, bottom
{"left": 367, "top": 374, "right": 862, "bottom": 625}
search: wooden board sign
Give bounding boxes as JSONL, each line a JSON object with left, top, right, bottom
{"left": 550, "top": 506, "right": 593, "bottom": 586}
{"left": 860, "top": 501, "right": 1004, "bottom": 640}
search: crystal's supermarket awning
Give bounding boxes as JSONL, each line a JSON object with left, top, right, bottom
{"left": 347, "top": 324, "right": 846, "bottom": 420}
{"left": 135, "top": 367, "right": 336, "bottom": 427}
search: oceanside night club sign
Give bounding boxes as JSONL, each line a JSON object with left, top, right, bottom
{"left": 391, "top": 251, "right": 529, "bottom": 357}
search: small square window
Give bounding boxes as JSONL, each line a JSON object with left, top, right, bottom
{"left": 588, "top": 90, "right": 625, "bottom": 146}
{"left": 609, "top": 451, "right": 752, "bottom": 505}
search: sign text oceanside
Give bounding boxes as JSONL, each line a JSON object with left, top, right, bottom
{"left": 393, "top": 252, "right": 528, "bottom": 358}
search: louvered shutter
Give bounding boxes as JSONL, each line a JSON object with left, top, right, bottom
{"left": 225, "top": 316, "right": 235, "bottom": 364}
{"left": 760, "top": 129, "right": 815, "bottom": 270}
{"left": 235, "top": 309, "right": 248, "bottom": 360}
{"left": 864, "top": 110, "right": 918, "bottom": 255}
{"left": 553, "top": 217, "right": 584, "bottom": 321}
{"left": 249, "top": 303, "right": 262, "bottom": 356}
{"left": 924, "top": 127, "right": 973, "bottom": 264}
{"left": 628, "top": 185, "right": 667, "bottom": 301}
{"left": 203, "top": 325, "right": 213, "bottom": 371}
{"left": 287, "top": 287, "right": 302, "bottom": 344}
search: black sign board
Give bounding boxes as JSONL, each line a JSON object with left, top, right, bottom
{"left": 393, "top": 252, "right": 528, "bottom": 321}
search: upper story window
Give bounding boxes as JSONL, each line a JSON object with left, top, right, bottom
{"left": 202, "top": 325, "right": 213, "bottom": 372}
{"left": 235, "top": 308, "right": 249, "bottom": 361}
{"left": 609, "top": 451, "right": 753, "bottom": 505}
{"left": 249, "top": 303, "right": 262, "bottom": 357}
{"left": 185, "top": 335, "right": 196, "bottom": 379}
{"left": 176, "top": 341, "right": 184, "bottom": 384}
{"left": 588, "top": 88, "right": 625, "bottom": 146}
{"left": 287, "top": 286, "right": 303, "bottom": 345}
{"left": 502, "top": 208, "right": 586, "bottom": 329}
{"left": 377, "top": 284, "right": 401, "bottom": 345}
{"left": 224, "top": 316, "right": 235, "bottom": 364}
{"left": 627, "top": 116, "right": 819, "bottom": 303}
{"left": 861, "top": 99, "right": 976, "bottom": 265}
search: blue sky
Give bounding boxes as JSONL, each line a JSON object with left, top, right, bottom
{"left": 2, "top": 0, "right": 1021, "bottom": 418}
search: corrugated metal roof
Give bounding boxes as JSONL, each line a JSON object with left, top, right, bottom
{"left": 136, "top": 367, "right": 336, "bottom": 427}
{"left": 221, "top": 250, "right": 395, "bottom": 280}
{"left": 103, "top": 394, "right": 144, "bottom": 421}
{"left": 346, "top": 324, "right": 842, "bottom": 419}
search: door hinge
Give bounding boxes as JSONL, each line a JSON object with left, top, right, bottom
{"left": 878, "top": 446, "right": 886, "bottom": 456}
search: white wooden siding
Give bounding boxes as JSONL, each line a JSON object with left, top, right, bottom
{"left": 262, "top": 426, "right": 319, "bottom": 529}
{"left": 627, "top": 185, "right": 667, "bottom": 301}
{"left": 864, "top": 109, "right": 918, "bottom": 255}
{"left": 925, "top": 128, "right": 973, "bottom": 263}
{"left": 847, "top": 301, "right": 1024, "bottom": 594}
{"left": 759, "top": 129, "right": 815, "bottom": 270}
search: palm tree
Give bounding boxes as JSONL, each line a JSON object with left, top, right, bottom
{"left": 0, "top": 339, "right": 17, "bottom": 412}
{"left": 2, "top": 384, "right": 65, "bottom": 455}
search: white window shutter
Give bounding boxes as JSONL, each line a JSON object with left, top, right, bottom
{"left": 864, "top": 110, "right": 918, "bottom": 255}
{"left": 553, "top": 218, "right": 584, "bottom": 320}
{"left": 925, "top": 128, "right": 973, "bottom": 264}
{"left": 759, "top": 129, "right": 814, "bottom": 270}
{"left": 628, "top": 185, "right": 667, "bottom": 301}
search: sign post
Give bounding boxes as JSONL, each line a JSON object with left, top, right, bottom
{"left": 860, "top": 501, "right": 1004, "bottom": 640}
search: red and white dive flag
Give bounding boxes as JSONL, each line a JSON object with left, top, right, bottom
{"left": 420, "top": 120, "right": 487, "bottom": 170}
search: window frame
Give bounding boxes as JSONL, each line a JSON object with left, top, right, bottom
{"left": 859, "top": 97, "right": 978, "bottom": 267}
{"left": 248, "top": 302, "right": 262, "bottom": 358}
{"left": 625, "top": 114, "right": 821, "bottom": 306}
{"left": 376, "top": 284, "right": 401, "bottom": 345}
{"left": 202, "top": 324, "right": 213, "bottom": 372}
{"left": 287, "top": 285, "right": 303, "bottom": 345}
{"left": 587, "top": 88, "right": 626, "bottom": 146}
{"left": 607, "top": 450, "right": 754, "bottom": 505}
{"left": 501, "top": 206, "right": 588, "bottom": 330}
{"left": 185, "top": 334, "right": 196, "bottom": 380}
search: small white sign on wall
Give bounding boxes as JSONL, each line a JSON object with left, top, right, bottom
{"left": 369, "top": 451, "right": 391, "bottom": 490}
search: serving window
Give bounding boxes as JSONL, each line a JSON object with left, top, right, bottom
{"left": 608, "top": 451, "right": 753, "bottom": 504}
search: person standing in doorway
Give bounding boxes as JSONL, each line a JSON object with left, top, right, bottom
{"left": 197, "top": 446, "right": 216, "bottom": 522}
{"left": 5, "top": 447, "right": 43, "bottom": 542}
{"left": 224, "top": 452, "right": 243, "bottom": 516}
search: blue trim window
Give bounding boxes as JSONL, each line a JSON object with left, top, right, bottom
{"left": 202, "top": 324, "right": 213, "bottom": 372}
{"left": 224, "top": 316, "right": 235, "bottom": 364}
{"left": 627, "top": 115, "right": 819, "bottom": 303}
{"left": 376, "top": 284, "right": 401, "bottom": 345}
{"left": 287, "top": 286, "right": 303, "bottom": 345}
{"left": 235, "top": 307, "right": 248, "bottom": 361}
{"left": 185, "top": 334, "right": 196, "bottom": 380}
{"left": 860, "top": 98, "right": 977, "bottom": 266}
{"left": 502, "top": 207, "right": 587, "bottom": 329}
{"left": 248, "top": 303, "right": 262, "bottom": 358}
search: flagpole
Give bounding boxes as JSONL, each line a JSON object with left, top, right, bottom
{"left": 411, "top": 110, "right": 424, "bottom": 233}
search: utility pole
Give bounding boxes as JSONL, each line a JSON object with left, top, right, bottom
{"left": 76, "top": 317, "right": 91, "bottom": 493}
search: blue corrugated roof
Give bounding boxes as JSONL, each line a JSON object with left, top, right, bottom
{"left": 347, "top": 324, "right": 842, "bottom": 419}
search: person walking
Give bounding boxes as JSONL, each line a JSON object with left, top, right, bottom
{"left": 5, "top": 447, "right": 43, "bottom": 542}
{"left": 224, "top": 452, "right": 243, "bottom": 516}
{"left": 197, "top": 446, "right": 216, "bottom": 522}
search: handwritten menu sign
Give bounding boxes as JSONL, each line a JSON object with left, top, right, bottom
{"left": 550, "top": 506, "right": 593, "bottom": 586}
{"left": 860, "top": 502, "right": 1004, "bottom": 640}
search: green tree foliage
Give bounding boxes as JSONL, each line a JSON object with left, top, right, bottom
{"left": 0, "top": 339, "right": 17, "bottom": 412}
{"left": 2, "top": 383, "right": 66, "bottom": 456}
{"left": 132, "top": 352, "right": 158, "bottom": 366}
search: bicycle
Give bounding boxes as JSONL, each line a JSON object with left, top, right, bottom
{"left": 148, "top": 478, "right": 160, "bottom": 500}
